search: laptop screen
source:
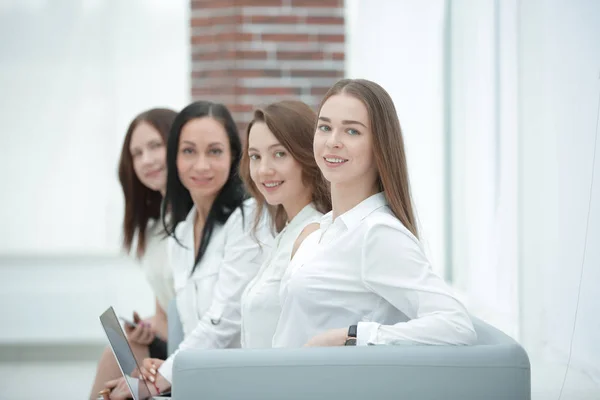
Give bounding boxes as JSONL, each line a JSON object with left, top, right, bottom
{"left": 99, "top": 306, "right": 153, "bottom": 400}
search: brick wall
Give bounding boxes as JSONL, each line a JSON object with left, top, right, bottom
{"left": 190, "top": 0, "right": 345, "bottom": 133}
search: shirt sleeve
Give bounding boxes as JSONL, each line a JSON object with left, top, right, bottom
{"left": 357, "top": 222, "right": 477, "bottom": 346}
{"left": 159, "top": 203, "right": 270, "bottom": 383}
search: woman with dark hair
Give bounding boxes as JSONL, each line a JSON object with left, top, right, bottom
{"left": 104, "top": 101, "right": 272, "bottom": 398}
{"left": 89, "top": 108, "right": 177, "bottom": 399}
{"left": 272, "top": 79, "right": 477, "bottom": 348}
{"left": 238, "top": 100, "right": 331, "bottom": 348}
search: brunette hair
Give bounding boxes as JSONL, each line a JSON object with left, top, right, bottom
{"left": 118, "top": 108, "right": 177, "bottom": 257}
{"left": 240, "top": 100, "right": 331, "bottom": 234}
{"left": 319, "top": 79, "right": 419, "bottom": 238}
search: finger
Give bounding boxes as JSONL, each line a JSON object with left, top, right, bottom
{"left": 98, "top": 388, "right": 110, "bottom": 400}
{"left": 104, "top": 379, "right": 119, "bottom": 389}
{"left": 133, "top": 311, "right": 141, "bottom": 323}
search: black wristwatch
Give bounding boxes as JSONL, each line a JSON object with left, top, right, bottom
{"left": 344, "top": 325, "right": 357, "bottom": 346}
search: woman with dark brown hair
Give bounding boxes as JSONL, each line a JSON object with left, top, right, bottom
{"left": 272, "top": 79, "right": 477, "bottom": 348}
{"left": 238, "top": 100, "right": 331, "bottom": 348}
{"left": 89, "top": 108, "right": 177, "bottom": 399}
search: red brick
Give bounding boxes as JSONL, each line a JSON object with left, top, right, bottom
{"left": 291, "top": 0, "right": 342, "bottom": 7}
{"left": 289, "top": 69, "right": 343, "bottom": 78}
{"left": 236, "top": 0, "right": 283, "bottom": 6}
{"left": 240, "top": 87, "right": 302, "bottom": 95}
{"left": 248, "top": 15, "right": 301, "bottom": 24}
{"left": 191, "top": 15, "right": 243, "bottom": 27}
{"left": 235, "top": 50, "right": 269, "bottom": 60}
{"left": 261, "top": 33, "right": 313, "bottom": 42}
{"left": 305, "top": 16, "right": 344, "bottom": 25}
{"left": 191, "top": 32, "right": 254, "bottom": 45}
{"left": 277, "top": 51, "right": 324, "bottom": 60}
{"left": 191, "top": 0, "right": 236, "bottom": 9}
{"left": 311, "top": 86, "right": 333, "bottom": 96}
{"left": 317, "top": 34, "right": 345, "bottom": 43}
{"left": 331, "top": 52, "right": 345, "bottom": 60}
{"left": 229, "top": 103, "right": 254, "bottom": 113}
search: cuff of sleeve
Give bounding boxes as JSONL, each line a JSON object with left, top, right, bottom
{"left": 158, "top": 356, "right": 174, "bottom": 384}
{"left": 356, "top": 321, "right": 380, "bottom": 346}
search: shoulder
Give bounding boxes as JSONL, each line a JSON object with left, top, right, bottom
{"left": 361, "top": 206, "right": 421, "bottom": 250}
{"left": 291, "top": 223, "right": 320, "bottom": 260}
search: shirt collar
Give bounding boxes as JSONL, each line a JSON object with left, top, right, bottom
{"left": 320, "top": 192, "right": 388, "bottom": 231}
{"left": 287, "top": 203, "right": 318, "bottom": 231}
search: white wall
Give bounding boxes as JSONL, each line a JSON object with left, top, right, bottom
{"left": 0, "top": 0, "right": 189, "bottom": 343}
{"left": 0, "top": 0, "right": 190, "bottom": 255}
{"left": 448, "top": 0, "right": 520, "bottom": 337}
{"left": 345, "top": 0, "right": 447, "bottom": 277}
{"left": 519, "top": 0, "right": 600, "bottom": 385}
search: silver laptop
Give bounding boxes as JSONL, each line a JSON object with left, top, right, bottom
{"left": 99, "top": 306, "right": 171, "bottom": 400}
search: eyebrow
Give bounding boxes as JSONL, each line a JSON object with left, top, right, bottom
{"left": 248, "top": 143, "right": 284, "bottom": 152}
{"left": 318, "top": 116, "right": 368, "bottom": 128}
{"left": 181, "top": 140, "right": 225, "bottom": 147}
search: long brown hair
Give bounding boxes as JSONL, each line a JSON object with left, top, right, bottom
{"left": 240, "top": 100, "right": 331, "bottom": 234}
{"left": 319, "top": 79, "right": 419, "bottom": 238}
{"left": 118, "top": 108, "right": 177, "bottom": 257}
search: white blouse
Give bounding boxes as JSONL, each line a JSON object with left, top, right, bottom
{"left": 158, "top": 199, "right": 273, "bottom": 383}
{"left": 240, "top": 203, "right": 323, "bottom": 348}
{"left": 272, "top": 192, "right": 477, "bottom": 348}
{"left": 138, "top": 220, "right": 174, "bottom": 312}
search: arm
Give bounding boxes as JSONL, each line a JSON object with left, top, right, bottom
{"left": 158, "top": 206, "right": 268, "bottom": 383}
{"left": 152, "top": 298, "right": 168, "bottom": 340}
{"left": 357, "top": 223, "right": 477, "bottom": 346}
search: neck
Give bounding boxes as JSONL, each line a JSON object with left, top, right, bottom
{"left": 282, "top": 192, "right": 312, "bottom": 223}
{"left": 331, "top": 180, "right": 379, "bottom": 219}
{"left": 191, "top": 193, "right": 217, "bottom": 223}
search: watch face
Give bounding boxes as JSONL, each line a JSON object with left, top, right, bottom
{"left": 344, "top": 338, "right": 357, "bottom": 346}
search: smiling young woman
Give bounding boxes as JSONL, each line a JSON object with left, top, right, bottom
{"left": 238, "top": 100, "right": 331, "bottom": 348}
{"left": 272, "top": 79, "right": 477, "bottom": 349}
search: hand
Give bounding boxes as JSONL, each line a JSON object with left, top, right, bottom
{"left": 141, "top": 358, "right": 170, "bottom": 393}
{"left": 125, "top": 311, "right": 155, "bottom": 345}
{"left": 103, "top": 377, "right": 131, "bottom": 400}
{"left": 304, "top": 328, "right": 348, "bottom": 347}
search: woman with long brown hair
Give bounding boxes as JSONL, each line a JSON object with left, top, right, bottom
{"left": 89, "top": 108, "right": 177, "bottom": 399}
{"left": 272, "top": 79, "right": 477, "bottom": 348}
{"left": 238, "top": 100, "right": 331, "bottom": 348}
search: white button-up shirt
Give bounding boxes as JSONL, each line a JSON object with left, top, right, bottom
{"left": 272, "top": 192, "right": 477, "bottom": 348}
{"left": 159, "top": 199, "right": 273, "bottom": 382}
{"left": 240, "top": 204, "right": 323, "bottom": 348}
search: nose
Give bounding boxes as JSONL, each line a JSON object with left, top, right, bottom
{"left": 193, "top": 154, "right": 210, "bottom": 171}
{"left": 325, "top": 129, "right": 343, "bottom": 149}
{"left": 141, "top": 150, "right": 154, "bottom": 166}
{"left": 258, "top": 157, "right": 274, "bottom": 177}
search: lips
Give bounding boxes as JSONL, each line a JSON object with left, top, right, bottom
{"left": 323, "top": 154, "right": 348, "bottom": 167}
{"left": 190, "top": 176, "right": 214, "bottom": 185}
{"left": 261, "top": 180, "right": 284, "bottom": 192}
{"left": 145, "top": 168, "right": 164, "bottom": 178}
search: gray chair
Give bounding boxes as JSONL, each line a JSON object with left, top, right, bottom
{"left": 167, "top": 299, "right": 184, "bottom": 357}
{"left": 167, "top": 301, "right": 530, "bottom": 399}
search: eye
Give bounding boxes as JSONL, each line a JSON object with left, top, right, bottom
{"left": 131, "top": 150, "right": 142, "bottom": 158}
{"left": 318, "top": 125, "right": 331, "bottom": 132}
{"left": 209, "top": 148, "right": 223, "bottom": 156}
{"left": 181, "top": 147, "right": 194, "bottom": 155}
{"left": 346, "top": 128, "right": 360, "bottom": 136}
{"left": 249, "top": 154, "right": 260, "bottom": 161}
{"left": 149, "top": 141, "right": 163, "bottom": 150}
{"left": 274, "top": 151, "right": 286, "bottom": 158}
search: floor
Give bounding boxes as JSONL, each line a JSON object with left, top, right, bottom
{"left": 0, "top": 354, "right": 598, "bottom": 399}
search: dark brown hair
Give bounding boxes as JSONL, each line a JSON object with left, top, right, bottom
{"left": 240, "top": 100, "right": 331, "bottom": 234}
{"left": 118, "top": 108, "right": 177, "bottom": 257}
{"left": 319, "top": 79, "right": 419, "bottom": 238}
